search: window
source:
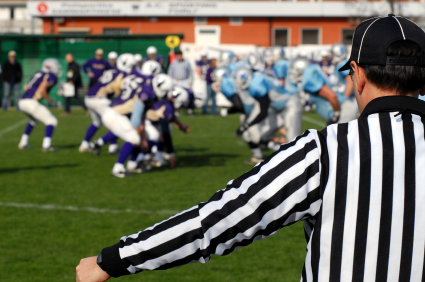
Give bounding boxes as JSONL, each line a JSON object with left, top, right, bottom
{"left": 274, "top": 28, "right": 289, "bottom": 46}
{"left": 103, "top": 28, "right": 130, "bottom": 35}
{"left": 194, "top": 17, "right": 207, "bottom": 24}
{"left": 342, "top": 28, "right": 355, "bottom": 45}
{"left": 229, "top": 17, "right": 243, "bottom": 26}
{"left": 301, "top": 29, "right": 320, "bottom": 45}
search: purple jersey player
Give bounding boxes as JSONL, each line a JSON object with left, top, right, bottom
{"left": 79, "top": 69, "right": 126, "bottom": 153}
{"left": 18, "top": 59, "right": 60, "bottom": 152}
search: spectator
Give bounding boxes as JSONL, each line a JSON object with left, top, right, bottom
{"left": 2, "top": 50, "right": 22, "bottom": 111}
{"left": 203, "top": 58, "right": 217, "bottom": 115}
{"left": 83, "top": 49, "right": 111, "bottom": 88}
{"left": 63, "top": 53, "right": 87, "bottom": 116}
{"left": 167, "top": 49, "right": 193, "bottom": 89}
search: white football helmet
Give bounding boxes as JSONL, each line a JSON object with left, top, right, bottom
{"left": 147, "top": 46, "right": 157, "bottom": 55}
{"left": 320, "top": 49, "right": 330, "bottom": 58}
{"left": 152, "top": 74, "right": 173, "bottom": 99}
{"left": 116, "top": 53, "right": 136, "bottom": 74}
{"left": 220, "top": 51, "right": 236, "bottom": 66}
{"left": 331, "top": 43, "right": 348, "bottom": 64}
{"left": 42, "top": 58, "right": 62, "bottom": 77}
{"left": 288, "top": 57, "right": 311, "bottom": 84}
{"left": 264, "top": 47, "right": 285, "bottom": 65}
{"left": 234, "top": 68, "right": 252, "bottom": 90}
{"left": 134, "top": 54, "right": 143, "bottom": 62}
{"left": 169, "top": 86, "right": 189, "bottom": 109}
{"left": 212, "top": 67, "right": 230, "bottom": 82}
{"left": 108, "top": 51, "right": 118, "bottom": 60}
{"left": 141, "top": 60, "right": 161, "bottom": 76}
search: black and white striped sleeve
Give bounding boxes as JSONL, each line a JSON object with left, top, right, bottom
{"left": 101, "top": 130, "right": 324, "bottom": 277}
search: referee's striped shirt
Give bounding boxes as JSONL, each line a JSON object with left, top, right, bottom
{"left": 102, "top": 95, "right": 425, "bottom": 281}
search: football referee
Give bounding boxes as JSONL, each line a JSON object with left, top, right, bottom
{"left": 77, "top": 15, "right": 425, "bottom": 282}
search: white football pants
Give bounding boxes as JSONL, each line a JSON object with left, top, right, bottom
{"left": 19, "top": 99, "right": 58, "bottom": 126}
{"left": 101, "top": 107, "right": 140, "bottom": 145}
{"left": 85, "top": 97, "right": 111, "bottom": 127}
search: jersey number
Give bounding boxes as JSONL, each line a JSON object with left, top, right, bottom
{"left": 98, "top": 70, "right": 116, "bottom": 84}
{"left": 120, "top": 75, "right": 144, "bottom": 100}
{"left": 27, "top": 72, "right": 43, "bottom": 89}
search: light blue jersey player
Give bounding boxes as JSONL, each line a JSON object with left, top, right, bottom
{"left": 220, "top": 76, "right": 255, "bottom": 117}
{"left": 234, "top": 69, "right": 302, "bottom": 164}
{"left": 227, "top": 58, "right": 251, "bottom": 75}
{"left": 18, "top": 58, "right": 60, "bottom": 152}
{"left": 299, "top": 62, "right": 341, "bottom": 123}
{"left": 273, "top": 59, "right": 298, "bottom": 93}
{"left": 291, "top": 57, "right": 358, "bottom": 124}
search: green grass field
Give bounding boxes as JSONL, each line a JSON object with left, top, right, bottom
{"left": 0, "top": 108, "right": 325, "bottom": 282}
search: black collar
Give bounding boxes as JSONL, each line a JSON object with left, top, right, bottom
{"left": 360, "top": 96, "right": 425, "bottom": 118}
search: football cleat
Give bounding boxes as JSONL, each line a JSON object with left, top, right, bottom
{"left": 127, "top": 161, "right": 152, "bottom": 174}
{"left": 111, "top": 170, "right": 132, "bottom": 178}
{"left": 89, "top": 142, "right": 101, "bottom": 156}
{"left": 244, "top": 157, "right": 264, "bottom": 165}
{"left": 78, "top": 146, "right": 92, "bottom": 153}
{"left": 108, "top": 147, "right": 119, "bottom": 155}
{"left": 18, "top": 144, "right": 31, "bottom": 150}
{"left": 42, "top": 146, "right": 58, "bottom": 152}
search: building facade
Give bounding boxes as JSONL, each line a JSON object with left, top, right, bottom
{"left": 26, "top": 1, "right": 425, "bottom": 46}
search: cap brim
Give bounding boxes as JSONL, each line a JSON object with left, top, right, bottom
{"left": 338, "top": 60, "right": 351, "bottom": 72}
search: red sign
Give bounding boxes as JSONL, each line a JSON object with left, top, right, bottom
{"left": 37, "top": 2, "right": 48, "bottom": 15}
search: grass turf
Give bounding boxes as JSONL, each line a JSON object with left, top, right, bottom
{"left": 0, "top": 108, "right": 325, "bottom": 282}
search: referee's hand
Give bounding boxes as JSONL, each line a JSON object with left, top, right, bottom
{"left": 76, "top": 256, "right": 110, "bottom": 282}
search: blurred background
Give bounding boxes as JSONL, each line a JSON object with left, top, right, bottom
{"left": 1, "top": 0, "right": 424, "bottom": 105}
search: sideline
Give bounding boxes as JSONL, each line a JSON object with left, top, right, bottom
{"left": 0, "top": 119, "right": 27, "bottom": 137}
{"left": 0, "top": 202, "right": 179, "bottom": 215}
{"left": 302, "top": 116, "right": 326, "bottom": 128}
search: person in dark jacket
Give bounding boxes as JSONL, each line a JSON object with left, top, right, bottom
{"left": 2, "top": 50, "right": 22, "bottom": 111}
{"left": 82, "top": 49, "right": 111, "bottom": 88}
{"left": 63, "top": 53, "right": 87, "bottom": 115}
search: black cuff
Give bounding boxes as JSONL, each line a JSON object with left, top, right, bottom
{"left": 101, "top": 243, "right": 132, "bottom": 278}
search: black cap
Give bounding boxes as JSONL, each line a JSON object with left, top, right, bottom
{"left": 339, "top": 15, "right": 425, "bottom": 71}
{"left": 175, "top": 49, "right": 183, "bottom": 55}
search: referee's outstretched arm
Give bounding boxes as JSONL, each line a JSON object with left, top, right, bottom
{"left": 77, "top": 15, "right": 425, "bottom": 282}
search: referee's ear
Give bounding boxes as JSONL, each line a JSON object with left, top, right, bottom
{"left": 350, "top": 61, "right": 366, "bottom": 94}
{"left": 419, "top": 85, "right": 425, "bottom": 97}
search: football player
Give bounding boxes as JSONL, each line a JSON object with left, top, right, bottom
{"left": 142, "top": 74, "right": 189, "bottom": 168}
{"left": 134, "top": 54, "right": 143, "bottom": 72}
{"left": 289, "top": 57, "right": 357, "bottom": 124}
{"left": 18, "top": 58, "right": 60, "bottom": 151}
{"left": 143, "top": 46, "right": 166, "bottom": 72}
{"left": 78, "top": 58, "right": 127, "bottom": 153}
{"left": 233, "top": 68, "right": 302, "bottom": 164}
{"left": 87, "top": 54, "right": 145, "bottom": 177}
{"left": 108, "top": 51, "right": 118, "bottom": 69}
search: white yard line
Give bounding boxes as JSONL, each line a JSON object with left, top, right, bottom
{"left": 0, "top": 119, "right": 27, "bottom": 137}
{"left": 0, "top": 202, "right": 179, "bottom": 215}
{"left": 302, "top": 116, "right": 326, "bottom": 128}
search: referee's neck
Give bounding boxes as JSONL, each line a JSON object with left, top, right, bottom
{"left": 352, "top": 65, "right": 422, "bottom": 114}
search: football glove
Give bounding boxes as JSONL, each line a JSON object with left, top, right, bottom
{"left": 235, "top": 123, "right": 249, "bottom": 137}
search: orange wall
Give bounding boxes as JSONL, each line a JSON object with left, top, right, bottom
{"left": 272, "top": 18, "right": 356, "bottom": 45}
{"left": 43, "top": 17, "right": 355, "bottom": 46}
